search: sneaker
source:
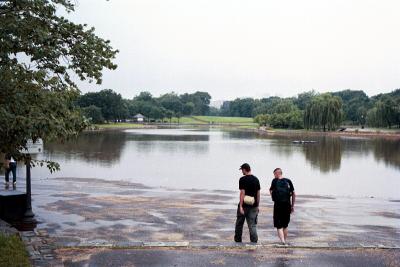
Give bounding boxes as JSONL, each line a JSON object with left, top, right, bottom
{"left": 13, "top": 182, "right": 16, "bottom": 187}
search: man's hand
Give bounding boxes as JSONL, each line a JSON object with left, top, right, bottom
{"left": 291, "top": 206, "right": 294, "bottom": 213}
{"left": 239, "top": 206, "right": 245, "bottom": 215}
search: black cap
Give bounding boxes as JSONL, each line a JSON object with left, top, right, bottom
{"left": 239, "top": 163, "right": 251, "bottom": 171}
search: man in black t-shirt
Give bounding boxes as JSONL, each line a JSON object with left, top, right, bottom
{"left": 269, "top": 167, "right": 296, "bottom": 245}
{"left": 234, "top": 163, "right": 261, "bottom": 243}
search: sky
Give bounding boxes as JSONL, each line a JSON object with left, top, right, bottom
{"left": 67, "top": 0, "right": 400, "bottom": 100}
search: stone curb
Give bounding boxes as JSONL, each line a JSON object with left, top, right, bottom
{"left": 55, "top": 241, "right": 400, "bottom": 250}
{"left": 0, "top": 219, "right": 60, "bottom": 267}
{"left": 19, "top": 229, "right": 62, "bottom": 267}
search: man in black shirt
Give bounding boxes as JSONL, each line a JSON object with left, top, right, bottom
{"left": 269, "top": 168, "right": 296, "bottom": 245}
{"left": 234, "top": 163, "right": 261, "bottom": 243}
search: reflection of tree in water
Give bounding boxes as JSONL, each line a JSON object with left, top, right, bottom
{"left": 125, "top": 134, "right": 210, "bottom": 142}
{"left": 372, "top": 139, "right": 400, "bottom": 169}
{"left": 129, "top": 133, "right": 210, "bottom": 154}
{"left": 302, "top": 137, "right": 342, "bottom": 173}
{"left": 44, "top": 131, "right": 127, "bottom": 165}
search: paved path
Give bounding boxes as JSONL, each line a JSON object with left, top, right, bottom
{"left": 28, "top": 177, "right": 400, "bottom": 248}
{"left": 2, "top": 176, "right": 399, "bottom": 266}
{"left": 57, "top": 247, "right": 400, "bottom": 267}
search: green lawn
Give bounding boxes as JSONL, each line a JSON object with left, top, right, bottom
{"left": 170, "top": 116, "right": 257, "bottom": 125}
{"left": 0, "top": 234, "right": 30, "bottom": 267}
{"left": 169, "top": 117, "right": 207, "bottom": 124}
{"left": 193, "top": 116, "right": 256, "bottom": 124}
{"left": 94, "top": 123, "right": 144, "bottom": 129}
{"left": 94, "top": 116, "right": 257, "bottom": 127}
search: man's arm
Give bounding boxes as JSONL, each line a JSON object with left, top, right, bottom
{"left": 269, "top": 179, "right": 275, "bottom": 200}
{"left": 239, "top": 189, "right": 245, "bottom": 214}
{"left": 291, "top": 191, "right": 296, "bottom": 213}
{"left": 257, "top": 190, "right": 260, "bottom": 209}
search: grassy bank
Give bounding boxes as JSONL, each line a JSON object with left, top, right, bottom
{"left": 0, "top": 234, "right": 30, "bottom": 267}
{"left": 192, "top": 116, "right": 254, "bottom": 124}
{"left": 94, "top": 123, "right": 147, "bottom": 129}
{"left": 94, "top": 116, "right": 257, "bottom": 129}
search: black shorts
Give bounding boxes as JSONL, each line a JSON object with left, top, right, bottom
{"left": 273, "top": 202, "right": 291, "bottom": 229}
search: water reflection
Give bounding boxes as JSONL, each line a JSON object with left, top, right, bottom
{"left": 222, "top": 130, "right": 400, "bottom": 172}
{"left": 43, "top": 131, "right": 127, "bottom": 166}
{"left": 302, "top": 137, "right": 342, "bottom": 173}
{"left": 372, "top": 138, "right": 400, "bottom": 169}
{"left": 28, "top": 128, "right": 400, "bottom": 198}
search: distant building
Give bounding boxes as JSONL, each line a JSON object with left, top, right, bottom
{"left": 133, "top": 113, "right": 145, "bottom": 122}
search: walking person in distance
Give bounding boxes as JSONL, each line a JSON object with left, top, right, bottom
{"left": 4, "top": 153, "right": 17, "bottom": 189}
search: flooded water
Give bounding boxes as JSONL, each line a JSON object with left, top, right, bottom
{"left": 24, "top": 128, "right": 400, "bottom": 199}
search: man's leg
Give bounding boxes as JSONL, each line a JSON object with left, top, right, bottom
{"left": 277, "top": 228, "right": 285, "bottom": 244}
{"left": 5, "top": 168, "right": 10, "bottom": 183}
{"left": 246, "top": 207, "right": 258, "bottom": 243}
{"left": 11, "top": 163, "right": 16, "bottom": 183}
{"left": 234, "top": 206, "right": 245, "bottom": 242}
{"left": 283, "top": 228, "right": 288, "bottom": 241}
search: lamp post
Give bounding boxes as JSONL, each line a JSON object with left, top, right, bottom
{"left": 23, "top": 154, "right": 35, "bottom": 222}
{"left": 19, "top": 138, "right": 43, "bottom": 228}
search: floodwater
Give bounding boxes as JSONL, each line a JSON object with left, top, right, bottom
{"left": 24, "top": 128, "right": 400, "bottom": 199}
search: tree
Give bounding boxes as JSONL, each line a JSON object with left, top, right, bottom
{"left": 183, "top": 102, "right": 195, "bottom": 115}
{"left": 81, "top": 105, "right": 104, "bottom": 124}
{"left": 148, "top": 106, "right": 164, "bottom": 121}
{"left": 135, "top": 91, "right": 153, "bottom": 102}
{"left": 159, "top": 92, "right": 183, "bottom": 115}
{"left": 254, "top": 114, "right": 269, "bottom": 126}
{"left": 226, "top": 98, "right": 256, "bottom": 117}
{"left": 165, "top": 109, "right": 174, "bottom": 123}
{"left": 295, "top": 91, "right": 316, "bottom": 110}
{"left": 77, "top": 89, "right": 128, "bottom": 122}
{"left": 180, "top": 91, "right": 211, "bottom": 115}
{"left": 304, "top": 93, "right": 343, "bottom": 131}
{"left": 0, "top": 0, "right": 117, "bottom": 170}
{"left": 270, "top": 99, "right": 297, "bottom": 114}
{"left": 332, "top": 90, "right": 369, "bottom": 124}
{"left": 375, "top": 98, "right": 397, "bottom": 128}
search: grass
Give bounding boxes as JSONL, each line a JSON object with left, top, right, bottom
{"left": 0, "top": 234, "right": 30, "bottom": 267}
{"left": 94, "top": 116, "right": 258, "bottom": 128}
{"left": 94, "top": 123, "right": 144, "bottom": 129}
{"left": 193, "top": 116, "right": 255, "bottom": 124}
{"left": 169, "top": 117, "right": 207, "bottom": 124}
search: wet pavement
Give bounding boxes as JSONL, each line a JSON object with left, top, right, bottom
{"left": 58, "top": 247, "right": 400, "bottom": 267}
{"left": 24, "top": 176, "right": 400, "bottom": 248}
{"left": 2, "top": 176, "right": 399, "bottom": 266}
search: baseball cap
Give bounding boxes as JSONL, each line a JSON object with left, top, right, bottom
{"left": 239, "top": 163, "right": 251, "bottom": 171}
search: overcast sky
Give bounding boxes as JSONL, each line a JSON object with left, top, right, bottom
{"left": 68, "top": 0, "right": 400, "bottom": 100}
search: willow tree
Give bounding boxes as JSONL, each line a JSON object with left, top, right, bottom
{"left": 304, "top": 93, "right": 343, "bottom": 131}
{"left": 0, "top": 0, "right": 118, "bottom": 171}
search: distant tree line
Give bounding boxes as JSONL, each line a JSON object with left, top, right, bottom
{"left": 76, "top": 90, "right": 211, "bottom": 123}
{"left": 75, "top": 88, "right": 400, "bottom": 130}
{"left": 220, "top": 89, "right": 400, "bottom": 130}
